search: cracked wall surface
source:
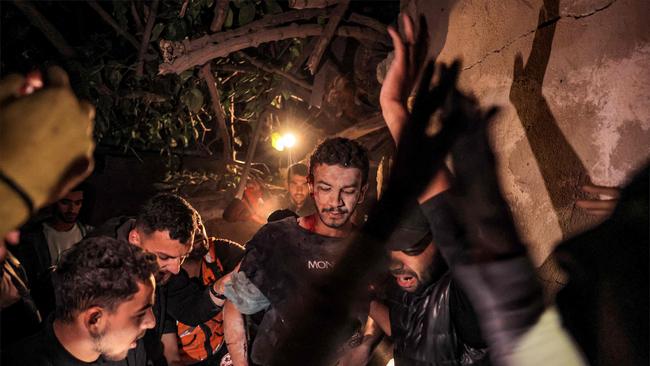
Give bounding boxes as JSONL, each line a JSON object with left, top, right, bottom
{"left": 407, "top": 0, "right": 650, "bottom": 270}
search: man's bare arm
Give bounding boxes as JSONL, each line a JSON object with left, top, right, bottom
{"left": 223, "top": 300, "right": 249, "bottom": 366}
{"left": 161, "top": 333, "right": 184, "bottom": 366}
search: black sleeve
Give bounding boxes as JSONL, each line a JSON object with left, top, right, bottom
{"left": 164, "top": 269, "right": 220, "bottom": 326}
{"left": 449, "top": 281, "right": 487, "bottom": 348}
{"left": 419, "top": 192, "right": 465, "bottom": 268}
{"left": 214, "top": 239, "right": 245, "bottom": 273}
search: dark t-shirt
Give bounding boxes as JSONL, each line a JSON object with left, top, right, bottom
{"left": 240, "top": 217, "right": 362, "bottom": 365}
{"left": 282, "top": 195, "right": 316, "bottom": 217}
{"left": 2, "top": 317, "right": 147, "bottom": 366}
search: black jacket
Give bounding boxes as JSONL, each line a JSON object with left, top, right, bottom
{"left": 90, "top": 217, "right": 222, "bottom": 365}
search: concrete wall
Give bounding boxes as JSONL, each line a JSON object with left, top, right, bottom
{"left": 406, "top": 0, "right": 650, "bottom": 282}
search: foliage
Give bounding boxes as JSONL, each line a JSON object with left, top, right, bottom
{"left": 74, "top": 0, "right": 303, "bottom": 159}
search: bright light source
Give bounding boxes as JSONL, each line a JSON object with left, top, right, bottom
{"left": 272, "top": 132, "right": 285, "bottom": 151}
{"left": 271, "top": 132, "right": 297, "bottom": 151}
{"left": 283, "top": 133, "right": 296, "bottom": 148}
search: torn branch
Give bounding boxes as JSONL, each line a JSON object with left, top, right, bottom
{"left": 210, "top": 0, "right": 230, "bottom": 32}
{"left": 136, "top": 0, "right": 159, "bottom": 77}
{"left": 199, "top": 63, "right": 233, "bottom": 161}
{"left": 347, "top": 13, "right": 386, "bottom": 35}
{"left": 160, "top": 24, "right": 388, "bottom": 74}
{"left": 306, "top": 0, "right": 350, "bottom": 75}
{"left": 238, "top": 52, "right": 313, "bottom": 91}
{"left": 87, "top": 1, "right": 141, "bottom": 50}
{"left": 13, "top": 0, "right": 77, "bottom": 58}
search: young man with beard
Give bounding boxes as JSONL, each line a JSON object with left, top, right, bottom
{"left": 91, "top": 193, "right": 232, "bottom": 366}
{"left": 223, "top": 137, "right": 370, "bottom": 366}
{"left": 282, "top": 163, "right": 316, "bottom": 217}
{"left": 367, "top": 204, "right": 489, "bottom": 366}
{"left": 2, "top": 236, "right": 158, "bottom": 366}
{"left": 13, "top": 184, "right": 94, "bottom": 319}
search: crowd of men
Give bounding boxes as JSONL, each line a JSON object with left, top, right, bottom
{"left": 0, "top": 12, "right": 647, "bottom": 366}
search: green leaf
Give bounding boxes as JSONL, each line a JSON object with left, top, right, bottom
{"left": 151, "top": 23, "right": 165, "bottom": 42}
{"left": 264, "top": 0, "right": 282, "bottom": 14}
{"left": 180, "top": 70, "right": 194, "bottom": 83}
{"left": 181, "top": 88, "right": 204, "bottom": 113}
{"left": 232, "top": 0, "right": 244, "bottom": 8}
{"left": 238, "top": 3, "right": 256, "bottom": 25}
{"left": 224, "top": 7, "right": 234, "bottom": 28}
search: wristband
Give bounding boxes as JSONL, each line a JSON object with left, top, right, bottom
{"left": 0, "top": 170, "right": 34, "bottom": 213}
{"left": 209, "top": 283, "right": 227, "bottom": 300}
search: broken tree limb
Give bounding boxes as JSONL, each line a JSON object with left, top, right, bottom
{"left": 199, "top": 63, "right": 233, "bottom": 161}
{"left": 136, "top": 0, "right": 159, "bottom": 77}
{"left": 289, "top": 0, "right": 339, "bottom": 9}
{"left": 179, "top": 0, "right": 190, "bottom": 17}
{"left": 306, "top": 0, "right": 350, "bottom": 75}
{"left": 210, "top": 0, "right": 230, "bottom": 32}
{"left": 160, "top": 24, "right": 388, "bottom": 74}
{"left": 13, "top": 0, "right": 77, "bottom": 58}
{"left": 161, "top": 9, "right": 329, "bottom": 61}
{"left": 87, "top": 0, "right": 141, "bottom": 50}
{"left": 238, "top": 52, "right": 313, "bottom": 91}
{"left": 131, "top": 1, "right": 144, "bottom": 33}
{"left": 348, "top": 12, "right": 387, "bottom": 35}
{"left": 234, "top": 109, "right": 268, "bottom": 199}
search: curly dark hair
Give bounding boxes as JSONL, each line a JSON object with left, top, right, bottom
{"left": 136, "top": 193, "right": 200, "bottom": 245}
{"left": 54, "top": 237, "right": 159, "bottom": 322}
{"left": 309, "top": 137, "right": 369, "bottom": 186}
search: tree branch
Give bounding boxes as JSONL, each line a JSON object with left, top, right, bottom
{"left": 13, "top": 0, "right": 77, "bottom": 58}
{"left": 87, "top": 0, "right": 140, "bottom": 50}
{"left": 161, "top": 9, "right": 329, "bottom": 62}
{"left": 347, "top": 12, "right": 386, "bottom": 35}
{"left": 136, "top": 0, "right": 159, "bottom": 77}
{"left": 210, "top": 0, "right": 230, "bottom": 32}
{"left": 238, "top": 52, "right": 313, "bottom": 91}
{"left": 199, "top": 63, "right": 233, "bottom": 161}
{"left": 289, "top": 0, "right": 339, "bottom": 9}
{"left": 306, "top": 0, "right": 350, "bottom": 74}
{"left": 234, "top": 109, "right": 268, "bottom": 199}
{"left": 159, "top": 24, "right": 388, "bottom": 74}
{"left": 179, "top": 0, "right": 190, "bottom": 18}
{"left": 131, "top": 1, "right": 144, "bottom": 33}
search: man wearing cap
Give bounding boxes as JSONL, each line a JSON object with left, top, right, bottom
{"left": 368, "top": 199, "right": 490, "bottom": 366}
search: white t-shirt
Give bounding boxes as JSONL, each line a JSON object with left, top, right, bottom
{"left": 42, "top": 223, "right": 83, "bottom": 266}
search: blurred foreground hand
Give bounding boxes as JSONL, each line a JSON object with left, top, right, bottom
{"left": 0, "top": 67, "right": 95, "bottom": 236}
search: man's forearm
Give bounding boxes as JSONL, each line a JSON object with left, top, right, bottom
{"left": 223, "top": 300, "right": 249, "bottom": 366}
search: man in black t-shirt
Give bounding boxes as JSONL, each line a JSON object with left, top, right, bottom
{"left": 2, "top": 236, "right": 157, "bottom": 366}
{"left": 223, "top": 137, "right": 371, "bottom": 366}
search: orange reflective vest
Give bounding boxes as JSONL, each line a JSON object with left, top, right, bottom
{"left": 177, "top": 239, "right": 226, "bottom": 363}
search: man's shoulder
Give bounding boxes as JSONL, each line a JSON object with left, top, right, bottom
{"left": 247, "top": 217, "right": 301, "bottom": 246}
{"left": 3, "top": 328, "right": 53, "bottom": 365}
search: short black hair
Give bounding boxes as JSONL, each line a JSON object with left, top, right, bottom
{"left": 287, "top": 163, "right": 308, "bottom": 182}
{"left": 136, "top": 193, "right": 200, "bottom": 245}
{"left": 309, "top": 137, "right": 369, "bottom": 186}
{"left": 54, "top": 237, "right": 158, "bottom": 322}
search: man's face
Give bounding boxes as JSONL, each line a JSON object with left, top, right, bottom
{"left": 54, "top": 190, "right": 83, "bottom": 224}
{"left": 93, "top": 277, "right": 156, "bottom": 361}
{"left": 311, "top": 164, "right": 366, "bottom": 228}
{"left": 288, "top": 174, "right": 309, "bottom": 208}
{"left": 389, "top": 242, "right": 437, "bottom": 293}
{"left": 129, "top": 229, "right": 192, "bottom": 284}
